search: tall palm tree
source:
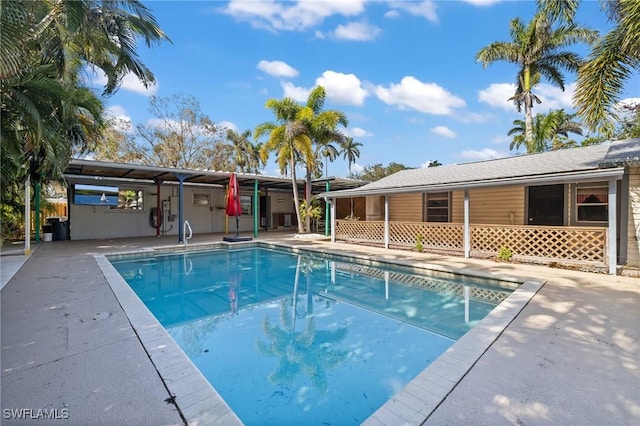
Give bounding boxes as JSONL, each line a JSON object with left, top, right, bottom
{"left": 574, "top": 0, "right": 640, "bottom": 136}
{"left": 508, "top": 109, "right": 583, "bottom": 152}
{"left": 255, "top": 97, "right": 313, "bottom": 234}
{"left": 226, "top": 129, "right": 253, "bottom": 173}
{"left": 302, "top": 87, "right": 348, "bottom": 232}
{"left": 476, "top": 9, "right": 597, "bottom": 147}
{"left": 341, "top": 136, "right": 363, "bottom": 177}
{"left": 319, "top": 142, "right": 340, "bottom": 177}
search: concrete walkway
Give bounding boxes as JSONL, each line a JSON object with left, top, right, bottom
{"left": 1, "top": 234, "right": 638, "bottom": 425}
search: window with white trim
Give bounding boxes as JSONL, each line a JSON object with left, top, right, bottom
{"left": 576, "top": 184, "right": 608, "bottom": 222}
{"left": 425, "top": 192, "right": 450, "bottom": 222}
{"left": 240, "top": 195, "right": 252, "bottom": 215}
{"left": 193, "top": 193, "right": 210, "bottom": 206}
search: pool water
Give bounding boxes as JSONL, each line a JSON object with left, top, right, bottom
{"left": 110, "top": 247, "right": 513, "bottom": 425}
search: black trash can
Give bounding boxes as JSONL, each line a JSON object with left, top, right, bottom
{"left": 47, "top": 217, "right": 69, "bottom": 241}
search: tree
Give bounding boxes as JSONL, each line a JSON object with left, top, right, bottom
{"left": 341, "top": 137, "right": 363, "bottom": 176}
{"left": 302, "top": 87, "right": 348, "bottom": 232}
{"left": 476, "top": 8, "right": 596, "bottom": 148}
{"left": 351, "top": 162, "right": 411, "bottom": 181}
{"left": 255, "top": 97, "right": 313, "bottom": 234}
{"left": 427, "top": 160, "right": 442, "bottom": 167}
{"left": 574, "top": 0, "right": 640, "bottom": 136}
{"left": 226, "top": 129, "right": 264, "bottom": 174}
{"left": 508, "top": 109, "right": 583, "bottom": 152}
{"left": 93, "top": 95, "right": 232, "bottom": 170}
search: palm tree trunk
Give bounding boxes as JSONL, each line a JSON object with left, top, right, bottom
{"left": 290, "top": 157, "right": 305, "bottom": 234}
{"left": 525, "top": 101, "right": 534, "bottom": 152}
{"left": 305, "top": 167, "right": 312, "bottom": 233}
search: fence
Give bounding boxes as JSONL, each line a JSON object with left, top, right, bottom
{"left": 335, "top": 220, "right": 607, "bottom": 265}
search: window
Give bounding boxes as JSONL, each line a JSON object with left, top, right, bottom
{"left": 193, "top": 193, "right": 210, "bottom": 206}
{"left": 425, "top": 192, "right": 449, "bottom": 222}
{"left": 240, "top": 195, "right": 252, "bottom": 215}
{"left": 576, "top": 185, "right": 608, "bottom": 222}
{"left": 110, "top": 189, "right": 143, "bottom": 210}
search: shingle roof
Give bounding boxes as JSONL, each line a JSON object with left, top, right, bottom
{"left": 325, "top": 138, "right": 638, "bottom": 197}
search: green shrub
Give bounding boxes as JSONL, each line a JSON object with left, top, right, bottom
{"left": 415, "top": 233, "right": 424, "bottom": 253}
{"left": 497, "top": 246, "right": 513, "bottom": 262}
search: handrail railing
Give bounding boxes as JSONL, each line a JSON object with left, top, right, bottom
{"left": 183, "top": 220, "right": 193, "bottom": 245}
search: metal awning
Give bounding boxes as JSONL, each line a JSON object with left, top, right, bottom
{"left": 64, "top": 159, "right": 367, "bottom": 193}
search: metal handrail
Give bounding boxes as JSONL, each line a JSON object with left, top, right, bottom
{"left": 184, "top": 220, "right": 193, "bottom": 245}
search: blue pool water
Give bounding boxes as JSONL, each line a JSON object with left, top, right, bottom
{"left": 110, "top": 246, "right": 514, "bottom": 425}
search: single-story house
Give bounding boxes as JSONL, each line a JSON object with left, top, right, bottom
{"left": 320, "top": 138, "right": 640, "bottom": 275}
{"left": 62, "top": 159, "right": 365, "bottom": 241}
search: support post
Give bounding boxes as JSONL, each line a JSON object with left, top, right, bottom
{"left": 35, "top": 180, "right": 41, "bottom": 242}
{"left": 330, "top": 199, "right": 336, "bottom": 243}
{"left": 464, "top": 189, "right": 470, "bottom": 258}
{"left": 384, "top": 195, "right": 389, "bottom": 249}
{"left": 24, "top": 174, "right": 31, "bottom": 255}
{"left": 176, "top": 174, "right": 187, "bottom": 243}
{"left": 325, "top": 181, "right": 330, "bottom": 237}
{"left": 254, "top": 179, "right": 259, "bottom": 238}
{"left": 608, "top": 179, "right": 617, "bottom": 275}
{"left": 155, "top": 178, "right": 161, "bottom": 237}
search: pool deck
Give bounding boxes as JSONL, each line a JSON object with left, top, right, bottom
{"left": 1, "top": 233, "right": 639, "bottom": 425}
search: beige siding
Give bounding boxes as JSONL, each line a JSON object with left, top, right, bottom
{"left": 627, "top": 167, "right": 640, "bottom": 267}
{"left": 389, "top": 193, "right": 423, "bottom": 222}
{"left": 451, "top": 186, "right": 526, "bottom": 225}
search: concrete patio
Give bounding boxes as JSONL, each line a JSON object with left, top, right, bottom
{"left": 1, "top": 233, "right": 638, "bottom": 425}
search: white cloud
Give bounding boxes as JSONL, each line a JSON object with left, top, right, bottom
{"left": 375, "top": 76, "right": 465, "bottom": 115}
{"left": 430, "top": 126, "right": 456, "bottom": 138}
{"left": 316, "top": 71, "right": 369, "bottom": 106}
{"left": 534, "top": 82, "right": 575, "bottom": 111}
{"left": 105, "top": 106, "right": 133, "bottom": 133}
{"left": 221, "top": 0, "right": 367, "bottom": 32}
{"left": 478, "top": 83, "right": 516, "bottom": 110}
{"left": 387, "top": 1, "right": 438, "bottom": 23}
{"left": 218, "top": 121, "right": 238, "bottom": 132}
{"left": 257, "top": 60, "right": 299, "bottom": 78}
{"left": 333, "top": 21, "right": 381, "bottom": 41}
{"left": 92, "top": 70, "right": 157, "bottom": 96}
{"left": 384, "top": 10, "right": 400, "bottom": 18}
{"left": 460, "top": 148, "right": 508, "bottom": 161}
{"left": 351, "top": 163, "right": 364, "bottom": 174}
{"left": 344, "top": 127, "right": 373, "bottom": 137}
{"left": 281, "top": 81, "right": 310, "bottom": 102}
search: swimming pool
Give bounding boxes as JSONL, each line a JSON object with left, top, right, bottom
{"left": 107, "top": 244, "right": 520, "bottom": 425}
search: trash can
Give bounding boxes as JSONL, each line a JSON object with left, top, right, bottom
{"left": 47, "top": 217, "right": 69, "bottom": 241}
{"left": 42, "top": 224, "right": 53, "bottom": 241}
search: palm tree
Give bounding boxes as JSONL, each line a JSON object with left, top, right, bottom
{"left": 574, "top": 0, "right": 640, "bottom": 136}
{"left": 319, "top": 143, "right": 341, "bottom": 176}
{"left": 226, "top": 129, "right": 253, "bottom": 173}
{"left": 255, "top": 97, "right": 313, "bottom": 234}
{"left": 508, "top": 109, "right": 583, "bottom": 152}
{"left": 476, "top": 9, "right": 597, "bottom": 147}
{"left": 302, "top": 87, "right": 348, "bottom": 232}
{"left": 341, "top": 137, "right": 363, "bottom": 176}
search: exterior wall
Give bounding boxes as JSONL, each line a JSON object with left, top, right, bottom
{"left": 68, "top": 181, "right": 296, "bottom": 240}
{"left": 451, "top": 186, "right": 526, "bottom": 225}
{"left": 365, "top": 196, "right": 384, "bottom": 221}
{"left": 336, "top": 197, "right": 365, "bottom": 220}
{"left": 389, "top": 193, "right": 422, "bottom": 222}
{"left": 627, "top": 167, "right": 640, "bottom": 267}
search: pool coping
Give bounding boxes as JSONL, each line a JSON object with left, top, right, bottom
{"left": 95, "top": 241, "right": 544, "bottom": 425}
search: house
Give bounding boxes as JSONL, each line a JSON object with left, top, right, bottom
{"left": 62, "top": 159, "right": 365, "bottom": 241}
{"left": 320, "top": 139, "right": 640, "bottom": 275}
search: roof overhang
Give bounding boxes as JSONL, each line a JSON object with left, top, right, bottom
{"left": 320, "top": 167, "right": 627, "bottom": 199}
{"left": 64, "top": 159, "right": 366, "bottom": 193}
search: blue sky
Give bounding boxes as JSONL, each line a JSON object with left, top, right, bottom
{"left": 93, "top": 0, "right": 639, "bottom": 178}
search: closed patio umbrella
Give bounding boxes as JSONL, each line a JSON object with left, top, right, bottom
{"left": 226, "top": 173, "right": 242, "bottom": 237}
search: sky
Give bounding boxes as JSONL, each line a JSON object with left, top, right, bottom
{"left": 92, "top": 0, "right": 640, "bottom": 178}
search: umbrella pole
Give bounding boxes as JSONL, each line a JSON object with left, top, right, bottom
{"left": 235, "top": 213, "right": 239, "bottom": 237}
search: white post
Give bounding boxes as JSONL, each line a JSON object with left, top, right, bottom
{"left": 384, "top": 270, "right": 389, "bottom": 300}
{"left": 384, "top": 195, "right": 389, "bottom": 249}
{"left": 464, "top": 189, "right": 470, "bottom": 258}
{"left": 330, "top": 199, "right": 336, "bottom": 243}
{"left": 24, "top": 174, "right": 31, "bottom": 255}
{"left": 608, "top": 179, "right": 617, "bottom": 275}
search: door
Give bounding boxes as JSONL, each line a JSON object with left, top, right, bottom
{"left": 528, "top": 184, "right": 564, "bottom": 226}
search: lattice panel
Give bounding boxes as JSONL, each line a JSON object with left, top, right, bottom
{"left": 471, "top": 225, "right": 606, "bottom": 262}
{"left": 389, "top": 222, "right": 464, "bottom": 250}
{"left": 335, "top": 220, "right": 384, "bottom": 242}
{"left": 333, "top": 262, "right": 509, "bottom": 304}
